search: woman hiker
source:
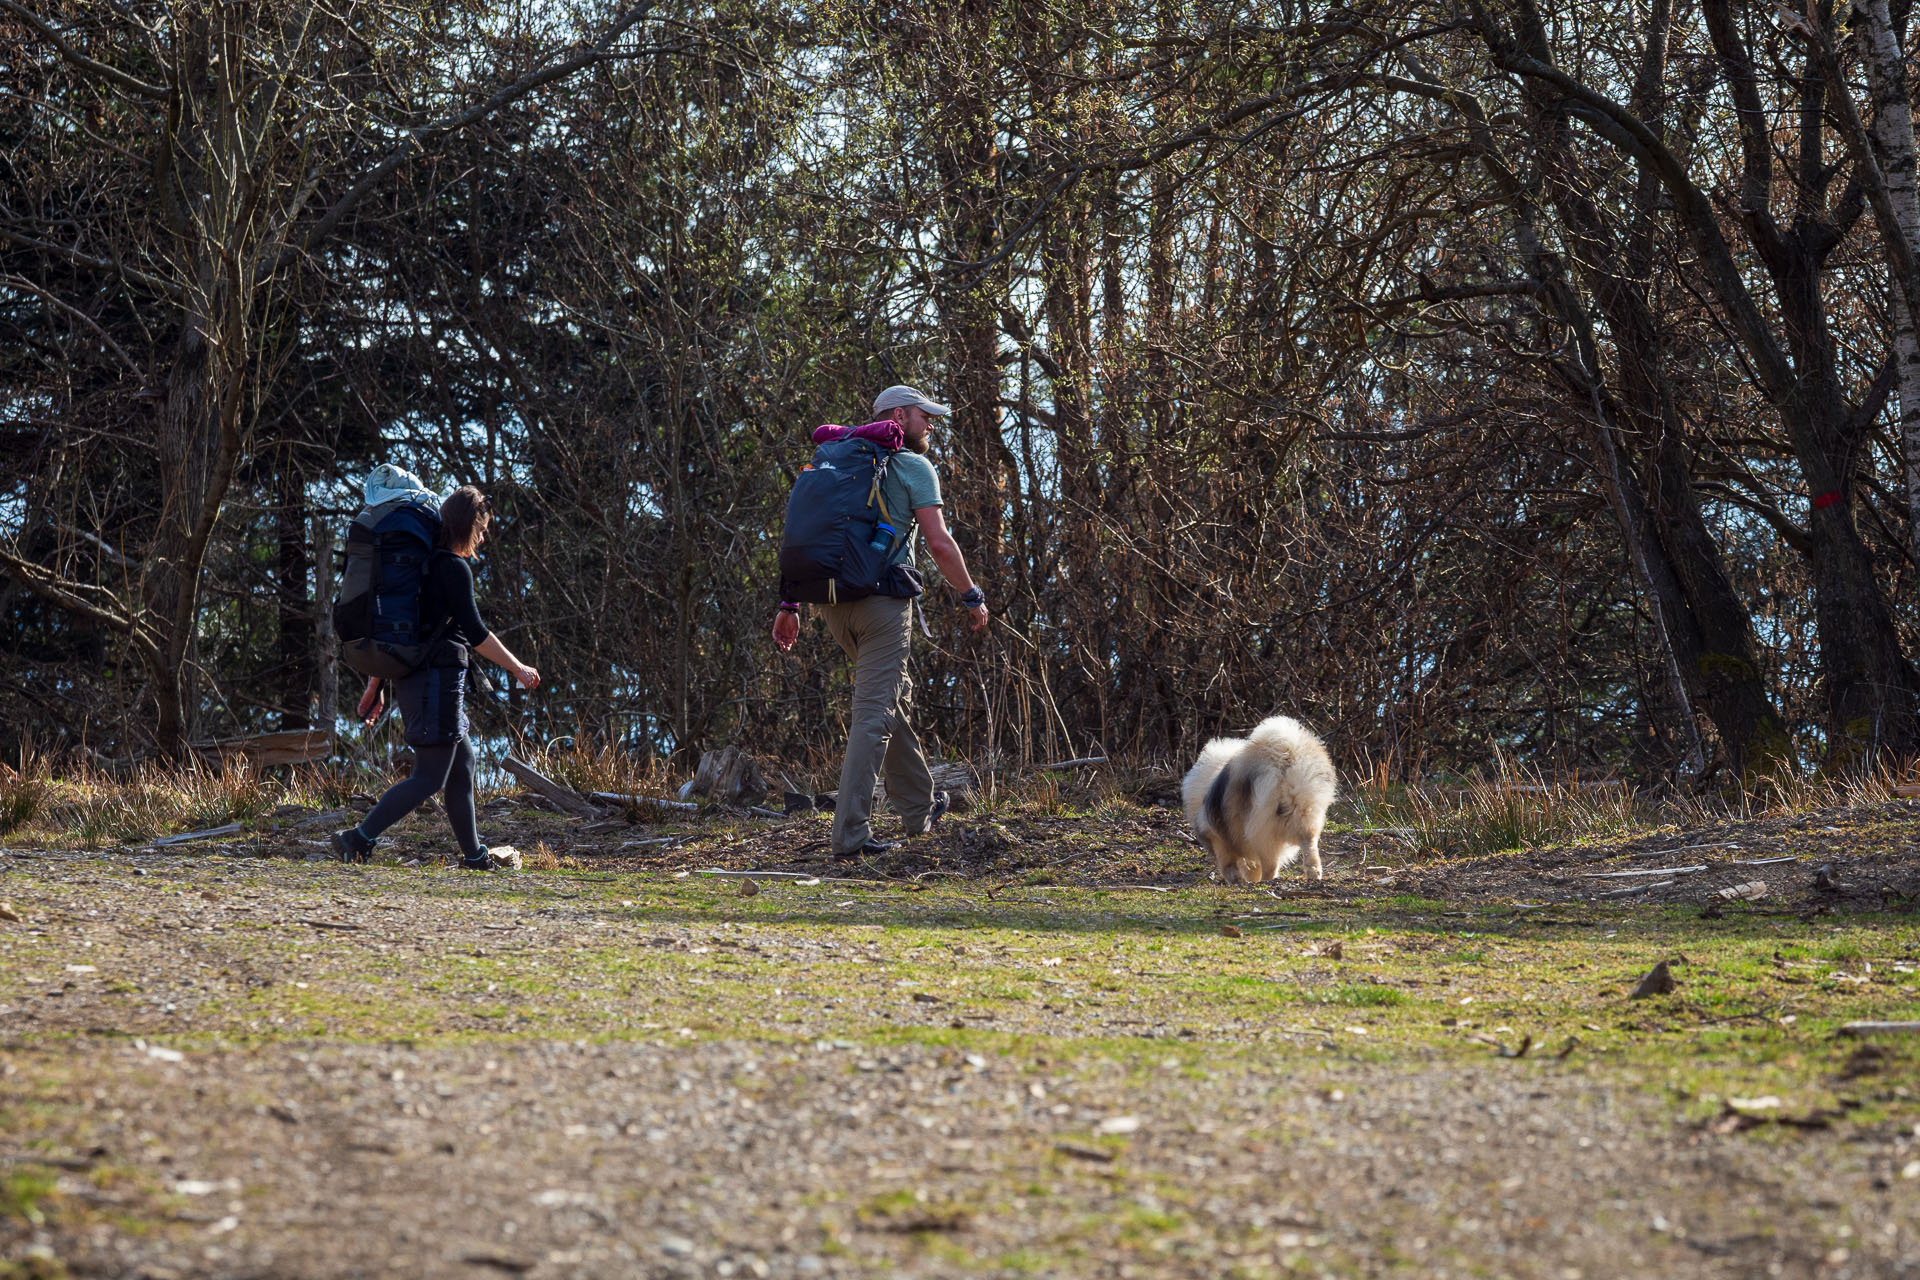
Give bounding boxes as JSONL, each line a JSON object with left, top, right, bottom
{"left": 332, "top": 486, "right": 540, "bottom": 870}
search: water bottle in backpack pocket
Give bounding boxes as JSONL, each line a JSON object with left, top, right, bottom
{"left": 333, "top": 497, "right": 445, "bottom": 678}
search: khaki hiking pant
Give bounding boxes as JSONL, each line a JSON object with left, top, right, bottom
{"left": 822, "top": 594, "right": 935, "bottom": 854}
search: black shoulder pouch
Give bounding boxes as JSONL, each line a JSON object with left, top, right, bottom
{"left": 427, "top": 636, "right": 470, "bottom": 669}
{"left": 882, "top": 563, "right": 925, "bottom": 599}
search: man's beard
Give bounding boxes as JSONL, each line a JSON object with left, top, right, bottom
{"left": 904, "top": 431, "right": 932, "bottom": 455}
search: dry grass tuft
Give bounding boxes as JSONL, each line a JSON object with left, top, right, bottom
{"left": 1346, "top": 766, "right": 1642, "bottom": 859}
{"left": 526, "top": 739, "right": 665, "bottom": 800}
{"left": 0, "top": 750, "right": 53, "bottom": 835}
{"left": 1344, "top": 758, "right": 1920, "bottom": 860}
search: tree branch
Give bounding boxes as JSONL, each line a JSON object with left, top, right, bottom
{"left": 0, "top": 540, "right": 160, "bottom": 662}
{"left": 1464, "top": 0, "right": 1796, "bottom": 401}
{"left": 0, "top": 272, "right": 143, "bottom": 376}
{"left": 0, "top": 227, "right": 183, "bottom": 299}
{"left": 0, "top": 0, "right": 166, "bottom": 98}
{"left": 276, "top": 1, "right": 656, "bottom": 270}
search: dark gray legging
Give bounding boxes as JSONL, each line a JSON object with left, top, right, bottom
{"left": 359, "top": 737, "right": 481, "bottom": 860}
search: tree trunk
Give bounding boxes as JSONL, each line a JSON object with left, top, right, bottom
{"left": 1843, "top": 0, "right": 1920, "bottom": 563}
{"left": 276, "top": 466, "right": 311, "bottom": 730}
{"left": 312, "top": 514, "right": 337, "bottom": 734}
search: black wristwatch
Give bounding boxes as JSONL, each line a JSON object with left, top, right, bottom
{"left": 959, "top": 587, "right": 986, "bottom": 609}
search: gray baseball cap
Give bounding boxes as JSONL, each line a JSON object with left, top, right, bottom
{"left": 872, "top": 384, "right": 952, "bottom": 418}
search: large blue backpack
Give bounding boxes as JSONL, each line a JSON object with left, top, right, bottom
{"left": 778, "top": 437, "right": 922, "bottom": 604}
{"left": 332, "top": 497, "right": 444, "bottom": 678}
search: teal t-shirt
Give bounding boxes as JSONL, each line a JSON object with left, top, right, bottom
{"left": 879, "top": 451, "right": 941, "bottom": 565}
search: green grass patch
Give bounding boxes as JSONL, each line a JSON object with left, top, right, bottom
{"left": 1, "top": 1167, "right": 58, "bottom": 1226}
{"left": 3, "top": 858, "right": 1918, "bottom": 1144}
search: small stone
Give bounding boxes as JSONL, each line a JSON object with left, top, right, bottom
{"left": 0, "top": 902, "right": 19, "bottom": 922}
{"left": 738, "top": 877, "right": 759, "bottom": 898}
{"left": 1097, "top": 1115, "right": 1142, "bottom": 1135}
{"left": 659, "top": 1234, "right": 696, "bottom": 1257}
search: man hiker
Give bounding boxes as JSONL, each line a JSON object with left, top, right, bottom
{"left": 772, "top": 384, "right": 990, "bottom": 858}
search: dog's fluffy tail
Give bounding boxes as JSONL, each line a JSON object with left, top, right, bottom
{"left": 1243, "top": 715, "right": 1338, "bottom": 825}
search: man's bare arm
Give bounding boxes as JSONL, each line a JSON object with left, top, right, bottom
{"left": 914, "top": 506, "right": 989, "bottom": 631}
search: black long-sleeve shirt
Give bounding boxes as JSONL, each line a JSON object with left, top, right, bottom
{"left": 421, "top": 551, "right": 490, "bottom": 650}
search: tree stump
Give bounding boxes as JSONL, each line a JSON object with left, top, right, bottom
{"left": 688, "top": 746, "right": 768, "bottom": 807}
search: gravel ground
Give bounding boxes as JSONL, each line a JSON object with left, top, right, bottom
{"left": 11, "top": 1031, "right": 1917, "bottom": 1280}
{"left": 3, "top": 798, "right": 1919, "bottom": 1278}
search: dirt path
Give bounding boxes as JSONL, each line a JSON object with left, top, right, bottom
{"left": 3, "top": 802, "right": 1918, "bottom": 1278}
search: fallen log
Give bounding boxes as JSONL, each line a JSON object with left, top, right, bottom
{"left": 592, "top": 792, "right": 699, "bottom": 814}
{"left": 1037, "top": 756, "right": 1108, "bottom": 771}
{"left": 191, "top": 728, "right": 333, "bottom": 769}
{"left": 499, "top": 755, "right": 602, "bottom": 819}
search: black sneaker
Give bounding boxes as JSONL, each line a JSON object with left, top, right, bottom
{"left": 459, "top": 846, "right": 494, "bottom": 872}
{"left": 928, "top": 791, "right": 951, "bottom": 829}
{"left": 331, "top": 828, "right": 373, "bottom": 864}
{"left": 837, "top": 839, "right": 898, "bottom": 860}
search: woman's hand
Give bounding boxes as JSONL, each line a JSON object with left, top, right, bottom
{"left": 772, "top": 609, "right": 800, "bottom": 652}
{"left": 356, "top": 678, "right": 385, "bottom": 725}
{"left": 515, "top": 664, "right": 541, "bottom": 691}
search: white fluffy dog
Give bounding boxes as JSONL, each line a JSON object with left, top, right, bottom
{"left": 1182, "top": 715, "right": 1337, "bottom": 883}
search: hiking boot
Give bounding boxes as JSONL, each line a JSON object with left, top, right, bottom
{"left": 331, "top": 828, "right": 374, "bottom": 864}
{"left": 927, "top": 791, "right": 951, "bottom": 829}
{"left": 837, "top": 838, "right": 897, "bottom": 860}
{"left": 459, "top": 845, "right": 521, "bottom": 873}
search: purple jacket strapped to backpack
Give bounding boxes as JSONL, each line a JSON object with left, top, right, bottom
{"left": 811, "top": 420, "right": 904, "bottom": 451}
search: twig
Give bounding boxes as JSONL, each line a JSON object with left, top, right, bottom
{"left": 693, "top": 869, "right": 912, "bottom": 888}
{"left": 1839, "top": 1021, "right": 1920, "bottom": 1035}
{"left": 151, "top": 823, "right": 244, "bottom": 847}
{"left": 1600, "top": 880, "right": 1675, "bottom": 897}
{"left": 1582, "top": 865, "right": 1707, "bottom": 878}
{"left": 697, "top": 869, "right": 819, "bottom": 881}
{"left": 1630, "top": 842, "right": 1741, "bottom": 859}
{"left": 298, "top": 918, "right": 364, "bottom": 931}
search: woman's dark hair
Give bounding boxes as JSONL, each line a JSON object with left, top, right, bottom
{"left": 439, "top": 486, "right": 493, "bottom": 556}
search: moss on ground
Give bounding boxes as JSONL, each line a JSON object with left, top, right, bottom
{"left": 4, "top": 861, "right": 1915, "bottom": 1135}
